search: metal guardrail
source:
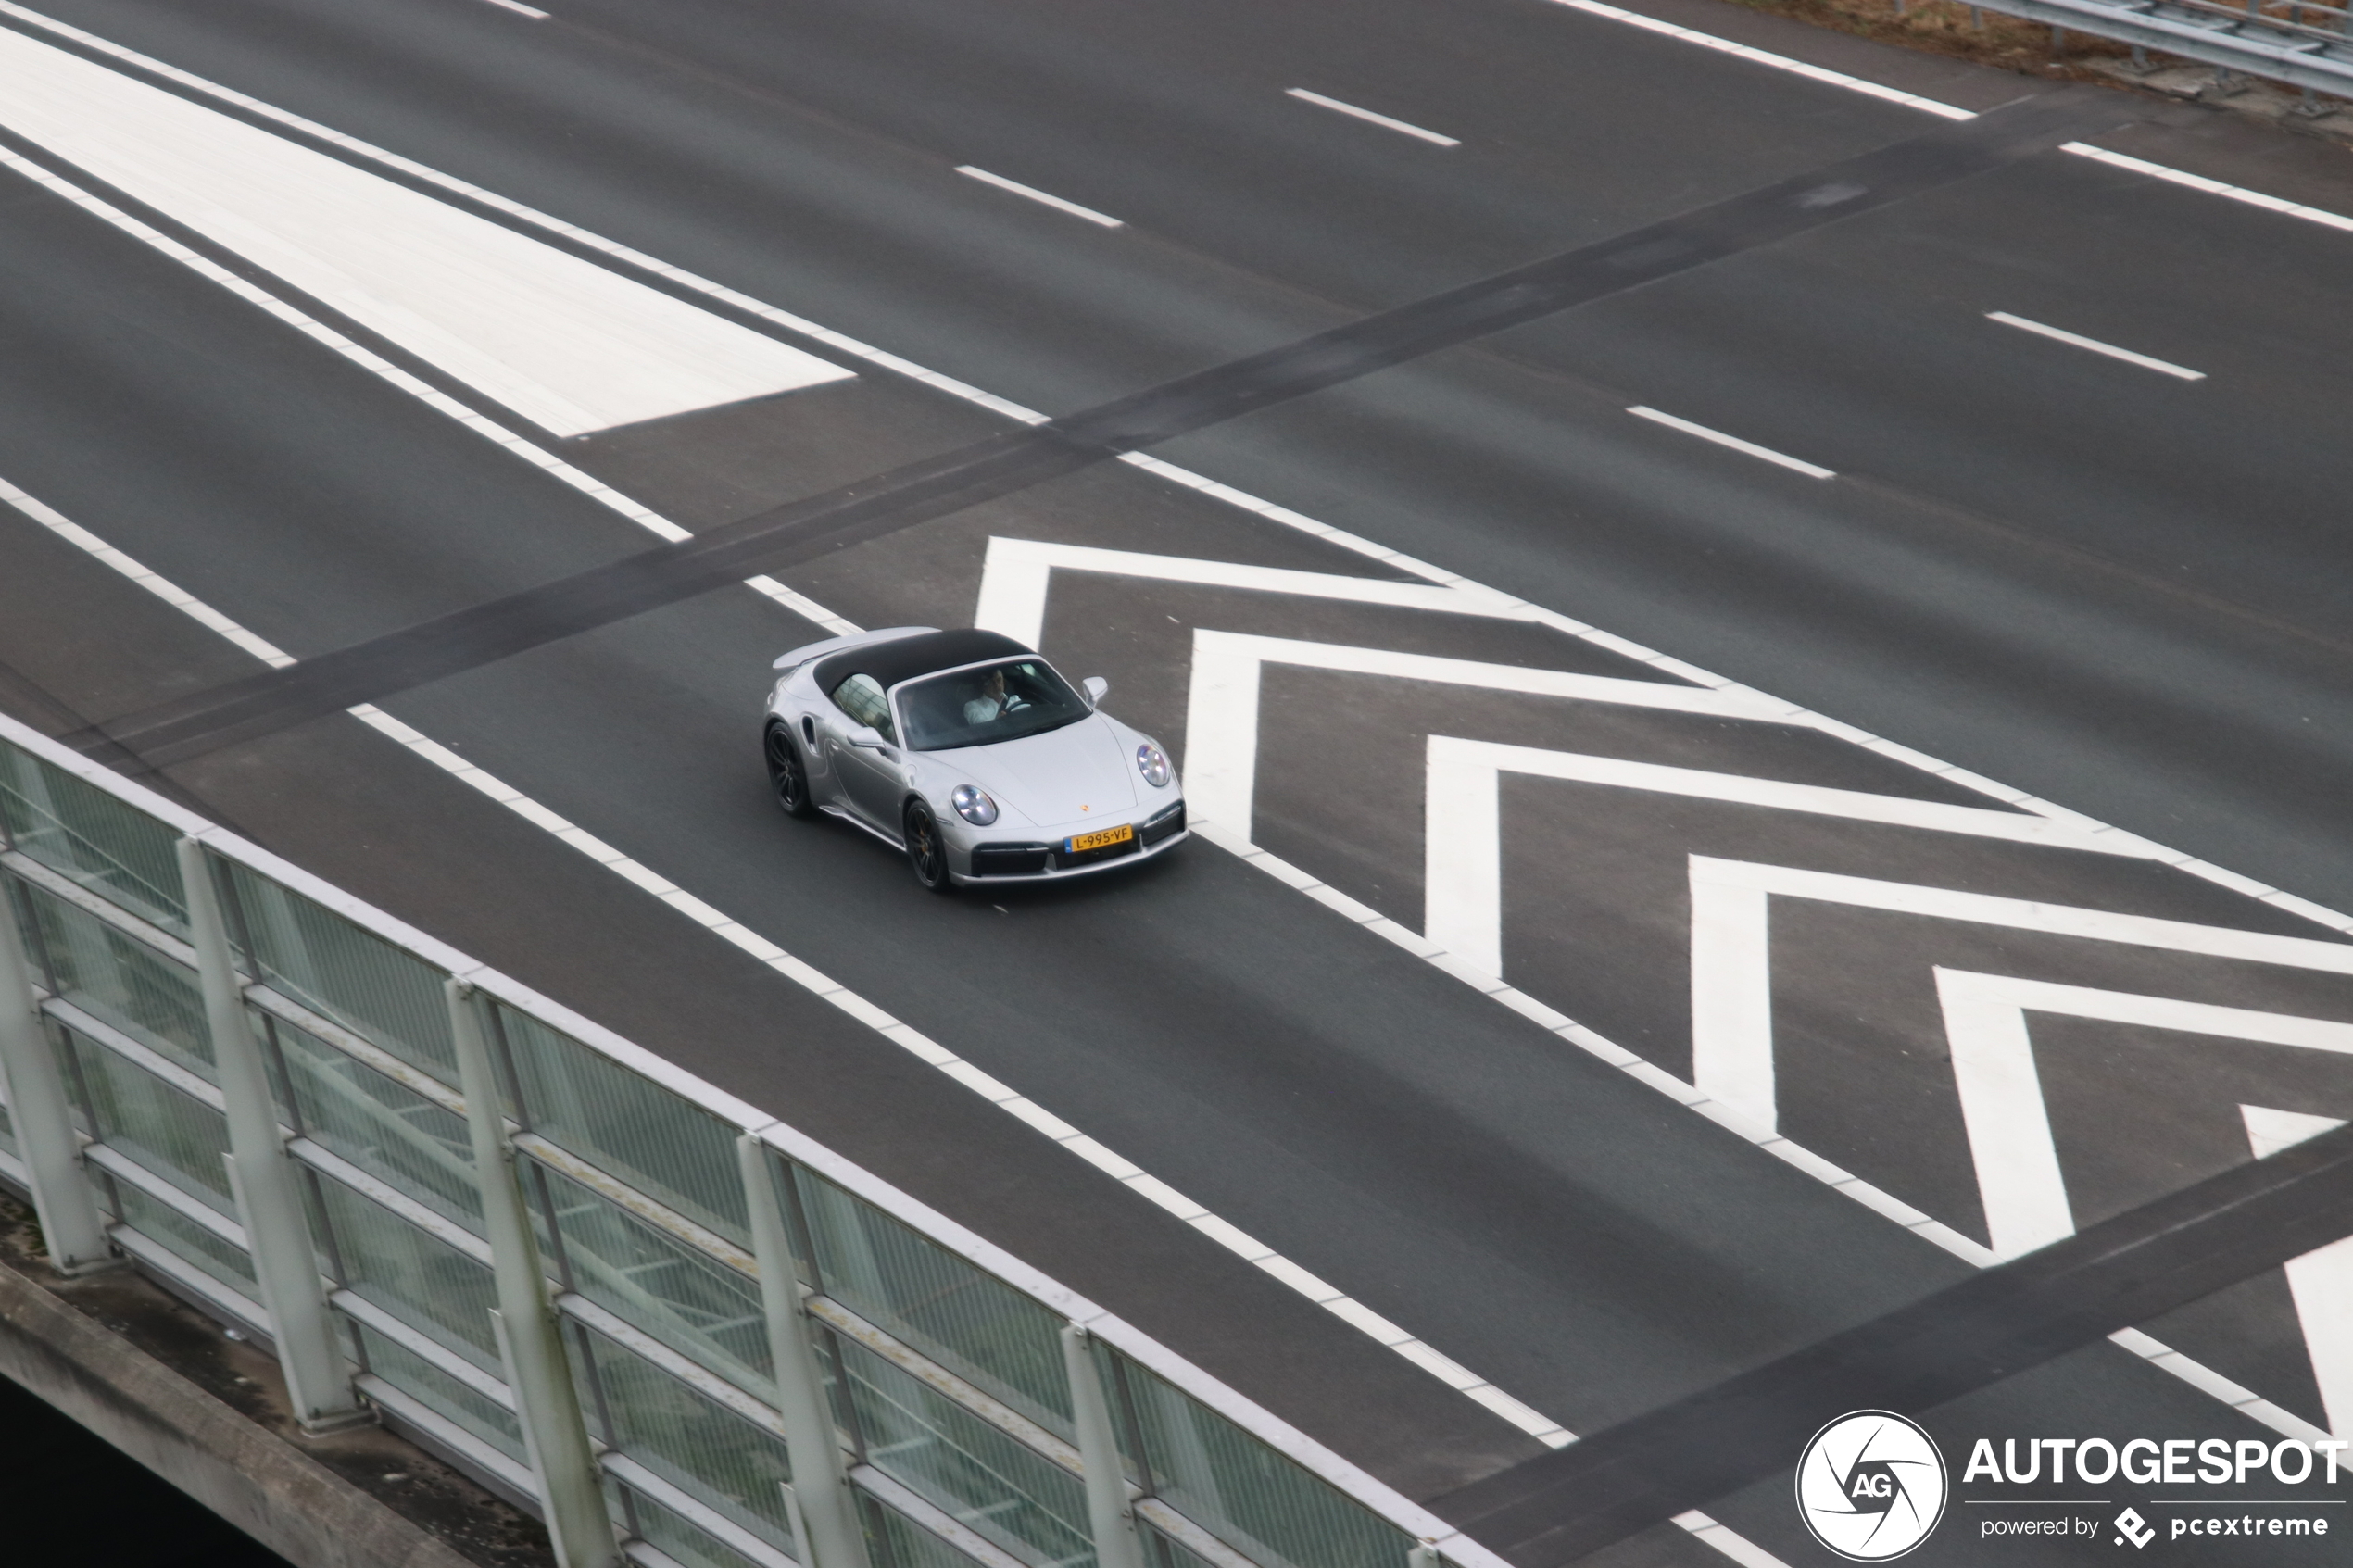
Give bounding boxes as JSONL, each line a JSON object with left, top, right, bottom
{"left": 1978, "top": 0, "right": 2353, "bottom": 100}
{"left": 0, "top": 710, "right": 1496, "bottom": 1568}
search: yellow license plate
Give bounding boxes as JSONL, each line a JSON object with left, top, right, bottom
{"left": 1065, "top": 823, "right": 1135, "bottom": 854}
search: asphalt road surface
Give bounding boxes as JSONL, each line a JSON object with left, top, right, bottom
{"left": 5, "top": 2, "right": 2353, "bottom": 1564}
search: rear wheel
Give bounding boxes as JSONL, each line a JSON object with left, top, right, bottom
{"left": 904, "top": 801, "right": 951, "bottom": 892}
{"left": 764, "top": 724, "right": 814, "bottom": 818}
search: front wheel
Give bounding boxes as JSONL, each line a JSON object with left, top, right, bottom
{"left": 765, "top": 724, "right": 815, "bottom": 818}
{"left": 903, "top": 801, "right": 951, "bottom": 892}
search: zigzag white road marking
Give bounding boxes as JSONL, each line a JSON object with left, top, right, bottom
{"left": 1933, "top": 973, "right": 2353, "bottom": 1259}
{"left": 1183, "top": 634, "right": 1793, "bottom": 842}
{"left": 977, "top": 533, "right": 2353, "bottom": 1449}
{"left": 2246, "top": 1107, "right": 2353, "bottom": 1441}
{"left": 1689, "top": 858, "right": 2353, "bottom": 1137}
{"left": 975, "top": 536, "right": 1539, "bottom": 642}
{"left": 1423, "top": 736, "right": 2163, "bottom": 984}
{"left": 1931, "top": 972, "right": 2353, "bottom": 1436}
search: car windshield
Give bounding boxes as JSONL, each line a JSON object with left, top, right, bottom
{"left": 897, "top": 659, "right": 1090, "bottom": 752}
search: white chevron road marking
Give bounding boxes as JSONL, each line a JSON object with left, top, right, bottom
{"left": 1423, "top": 736, "right": 2160, "bottom": 983}
{"left": 977, "top": 533, "right": 2353, "bottom": 1449}
{"left": 1930, "top": 972, "right": 2353, "bottom": 1436}
{"left": 1686, "top": 857, "right": 2353, "bottom": 1139}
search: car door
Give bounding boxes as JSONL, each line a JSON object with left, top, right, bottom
{"left": 823, "top": 672, "right": 910, "bottom": 833}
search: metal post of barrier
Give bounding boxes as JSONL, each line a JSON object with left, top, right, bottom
{"left": 179, "top": 837, "right": 366, "bottom": 1434}
{"left": 450, "top": 980, "right": 617, "bottom": 1568}
{"left": 1062, "top": 1324, "right": 1147, "bottom": 1568}
{"left": 0, "top": 873, "right": 112, "bottom": 1273}
{"left": 1406, "top": 1545, "right": 1441, "bottom": 1568}
{"left": 739, "top": 1133, "right": 870, "bottom": 1568}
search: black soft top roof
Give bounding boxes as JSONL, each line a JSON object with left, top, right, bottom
{"left": 809, "top": 629, "right": 1036, "bottom": 696}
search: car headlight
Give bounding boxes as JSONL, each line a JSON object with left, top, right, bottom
{"left": 1136, "top": 744, "right": 1171, "bottom": 788}
{"left": 951, "top": 784, "right": 999, "bottom": 825}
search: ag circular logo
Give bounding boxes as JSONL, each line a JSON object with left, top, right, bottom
{"left": 1794, "top": 1411, "right": 1949, "bottom": 1561}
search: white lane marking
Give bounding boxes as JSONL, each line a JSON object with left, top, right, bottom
{"left": 2246, "top": 1105, "right": 2353, "bottom": 1440}
{"left": 976, "top": 536, "right": 1533, "bottom": 641}
{"left": 1183, "top": 634, "right": 1793, "bottom": 844}
{"left": 1986, "top": 312, "right": 2206, "bottom": 380}
{"left": 1285, "top": 89, "right": 1459, "bottom": 147}
{"left": 1120, "top": 572, "right": 2344, "bottom": 1449}
{"left": 1627, "top": 406, "right": 1836, "bottom": 479}
{"left": 2062, "top": 142, "right": 2353, "bottom": 237}
{"left": 0, "top": 122, "right": 1585, "bottom": 1486}
{"left": 0, "top": 30, "right": 848, "bottom": 438}
{"left": 0, "top": 0, "right": 2344, "bottom": 468}
{"left": 1538, "top": 0, "right": 1974, "bottom": 119}
{"left": 1531, "top": 0, "right": 2353, "bottom": 241}
{"left": 1928, "top": 973, "right": 2353, "bottom": 1436}
{"left": 1933, "top": 973, "right": 2353, "bottom": 1258}
{"left": 7, "top": 2, "right": 2345, "bottom": 940}
{"left": 0, "top": 477, "right": 295, "bottom": 669}
{"left": 0, "top": 570, "right": 1505, "bottom": 1568}
{"left": 476, "top": 0, "right": 549, "bottom": 16}
{"left": 1688, "top": 856, "right": 2353, "bottom": 1134}
{"left": 954, "top": 166, "right": 1124, "bottom": 228}
{"left": 971, "top": 532, "right": 2353, "bottom": 941}
{"left": 0, "top": 482, "right": 1581, "bottom": 1518}
{"left": 0, "top": 146, "right": 840, "bottom": 638}
{"left": 1199, "top": 812, "right": 2332, "bottom": 1447}
{"left": 1419, "top": 735, "right": 2160, "bottom": 983}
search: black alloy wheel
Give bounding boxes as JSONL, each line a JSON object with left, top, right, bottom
{"left": 904, "top": 801, "right": 951, "bottom": 892}
{"left": 765, "top": 724, "right": 814, "bottom": 818}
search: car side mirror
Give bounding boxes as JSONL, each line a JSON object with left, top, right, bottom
{"left": 1083, "top": 676, "right": 1109, "bottom": 705}
{"left": 847, "top": 725, "right": 887, "bottom": 750}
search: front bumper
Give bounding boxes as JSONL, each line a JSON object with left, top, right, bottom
{"left": 953, "top": 800, "right": 1186, "bottom": 884}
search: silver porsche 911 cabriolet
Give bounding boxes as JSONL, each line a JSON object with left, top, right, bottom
{"left": 761, "top": 627, "right": 1187, "bottom": 889}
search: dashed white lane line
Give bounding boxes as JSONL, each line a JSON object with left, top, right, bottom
{"left": 475, "top": 0, "right": 549, "bottom": 16}
{"left": 954, "top": 166, "right": 1124, "bottom": 228}
{"left": 1628, "top": 406, "right": 1837, "bottom": 479}
{"left": 1986, "top": 312, "right": 2207, "bottom": 381}
{"left": 1285, "top": 89, "right": 1460, "bottom": 147}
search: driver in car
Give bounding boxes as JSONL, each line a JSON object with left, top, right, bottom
{"left": 962, "top": 666, "right": 1031, "bottom": 725}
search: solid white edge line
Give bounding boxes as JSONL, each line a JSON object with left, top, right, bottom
{"left": 2060, "top": 142, "right": 2353, "bottom": 235}
{"left": 0, "top": 146, "right": 836, "bottom": 622}
{"left": 0, "top": 476, "right": 296, "bottom": 669}
{"left": 1985, "top": 312, "right": 2206, "bottom": 380}
{"left": 1539, "top": 0, "right": 1975, "bottom": 119}
{"left": 1628, "top": 406, "right": 1836, "bottom": 479}
{"left": 954, "top": 165, "right": 1124, "bottom": 228}
{"left": 0, "top": 481, "right": 1545, "bottom": 1568}
{"left": 1534, "top": 0, "right": 2353, "bottom": 245}
{"left": 1285, "top": 89, "right": 1460, "bottom": 146}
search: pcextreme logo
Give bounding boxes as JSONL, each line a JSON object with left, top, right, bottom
{"left": 1796, "top": 1411, "right": 1951, "bottom": 1561}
